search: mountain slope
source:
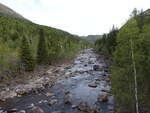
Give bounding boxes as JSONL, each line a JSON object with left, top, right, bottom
{"left": 95, "top": 9, "right": 150, "bottom": 113}
{"left": 82, "top": 35, "right": 102, "bottom": 44}
{"left": 0, "top": 3, "right": 88, "bottom": 80}
{"left": 0, "top": 3, "right": 25, "bottom": 19}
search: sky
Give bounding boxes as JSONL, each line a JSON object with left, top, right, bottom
{"left": 0, "top": 0, "right": 150, "bottom": 36}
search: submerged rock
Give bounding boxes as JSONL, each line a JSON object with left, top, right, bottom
{"left": 88, "top": 82, "right": 97, "bottom": 88}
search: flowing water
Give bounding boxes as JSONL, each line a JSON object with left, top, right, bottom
{"left": 0, "top": 49, "right": 114, "bottom": 113}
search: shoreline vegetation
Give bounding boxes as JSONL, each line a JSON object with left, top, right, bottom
{"left": 95, "top": 8, "right": 150, "bottom": 113}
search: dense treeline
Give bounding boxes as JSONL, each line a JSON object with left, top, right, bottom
{"left": 0, "top": 16, "right": 89, "bottom": 81}
{"left": 95, "top": 26, "right": 118, "bottom": 55}
{"left": 95, "top": 9, "right": 150, "bottom": 113}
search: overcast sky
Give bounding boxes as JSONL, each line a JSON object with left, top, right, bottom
{"left": 0, "top": 0, "right": 150, "bottom": 36}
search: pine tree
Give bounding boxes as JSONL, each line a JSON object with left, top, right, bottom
{"left": 20, "top": 36, "right": 35, "bottom": 71}
{"left": 37, "top": 28, "right": 48, "bottom": 64}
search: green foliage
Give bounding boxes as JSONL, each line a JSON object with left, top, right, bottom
{"left": 95, "top": 10, "right": 150, "bottom": 112}
{"left": 95, "top": 26, "right": 118, "bottom": 55}
{"left": 112, "top": 19, "right": 139, "bottom": 112}
{"left": 20, "top": 36, "right": 35, "bottom": 71}
{"left": 37, "top": 29, "right": 49, "bottom": 64}
{"left": 112, "top": 19, "right": 150, "bottom": 113}
{"left": 0, "top": 16, "right": 89, "bottom": 80}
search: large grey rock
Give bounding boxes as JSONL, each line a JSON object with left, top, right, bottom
{"left": 18, "top": 110, "right": 26, "bottom": 113}
{"left": 88, "top": 82, "right": 97, "bottom": 88}
{"left": 29, "top": 107, "right": 44, "bottom": 113}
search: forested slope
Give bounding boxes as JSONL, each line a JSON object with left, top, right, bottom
{"left": 0, "top": 4, "right": 88, "bottom": 81}
{"left": 95, "top": 9, "right": 150, "bottom": 113}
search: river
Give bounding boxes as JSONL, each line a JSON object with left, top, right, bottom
{"left": 0, "top": 49, "right": 114, "bottom": 113}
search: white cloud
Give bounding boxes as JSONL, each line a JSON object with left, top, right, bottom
{"left": 0, "top": 0, "right": 150, "bottom": 35}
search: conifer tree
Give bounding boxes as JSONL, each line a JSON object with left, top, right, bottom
{"left": 37, "top": 28, "right": 48, "bottom": 64}
{"left": 20, "top": 36, "right": 35, "bottom": 71}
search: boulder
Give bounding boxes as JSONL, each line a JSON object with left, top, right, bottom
{"left": 18, "top": 110, "right": 26, "bottom": 113}
{"left": 8, "top": 108, "right": 18, "bottom": 112}
{"left": 45, "top": 92, "right": 54, "bottom": 97}
{"left": 89, "top": 104, "right": 98, "bottom": 113}
{"left": 16, "top": 88, "right": 27, "bottom": 96}
{"left": 97, "top": 92, "right": 108, "bottom": 102}
{"left": 88, "top": 82, "right": 97, "bottom": 88}
{"left": 72, "top": 105, "right": 77, "bottom": 109}
{"left": 64, "top": 93, "right": 72, "bottom": 104}
{"left": 27, "top": 103, "right": 35, "bottom": 109}
{"left": 48, "top": 99, "right": 58, "bottom": 105}
{"left": 51, "top": 111, "right": 61, "bottom": 113}
{"left": 77, "top": 101, "right": 89, "bottom": 112}
{"left": 29, "top": 107, "right": 44, "bottom": 113}
{"left": 88, "top": 60, "right": 94, "bottom": 64}
{"left": 93, "top": 65, "right": 102, "bottom": 71}
{"left": 77, "top": 101, "right": 98, "bottom": 113}
{"left": 108, "top": 105, "right": 114, "bottom": 111}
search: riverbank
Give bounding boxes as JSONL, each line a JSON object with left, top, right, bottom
{"left": 0, "top": 49, "right": 114, "bottom": 113}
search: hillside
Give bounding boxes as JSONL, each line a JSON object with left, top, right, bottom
{"left": 82, "top": 35, "right": 102, "bottom": 44}
{"left": 0, "top": 3, "right": 25, "bottom": 20}
{"left": 95, "top": 9, "right": 150, "bottom": 113}
{"left": 0, "top": 3, "right": 88, "bottom": 81}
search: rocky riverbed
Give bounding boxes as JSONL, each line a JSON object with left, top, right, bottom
{"left": 0, "top": 49, "right": 114, "bottom": 113}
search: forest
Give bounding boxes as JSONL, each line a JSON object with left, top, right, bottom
{"left": 0, "top": 16, "right": 89, "bottom": 81}
{"left": 95, "top": 9, "right": 150, "bottom": 113}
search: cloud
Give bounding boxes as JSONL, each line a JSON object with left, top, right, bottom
{"left": 0, "top": 0, "right": 150, "bottom": 35}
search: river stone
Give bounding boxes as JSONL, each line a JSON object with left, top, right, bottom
{"left": 88, "top": 60, "right": 94, "bottom": 64}
{"left": 72, "top": 105, "right": 77, "bottom": 109}
{"left": 108, "top": 105, "right": 114, "bottom": 111}
{"left": 77, "top": 101, "right": 89, "bottom": 112}
{"left": 97, "top": 92, "right": 108, "bottom": 102}
{"left": 27, "top": 103, "right": 35, "bottom": 109}
{"left": 0, "top": 110, "right": 4, "bottom": 113}
{"left": 8, "top": 108, "right": 18, "bottom": 112}
{"left": 93, "top": 65, "right": 102, "bottom": 71}
{"left": 89, "top": 104, "right": 98, "bottom": 113}
{"left": 88, "top": 82, "right": 97, "bottom": 88}
{"left": 64, "top": 93, "right": 72, "bottom": 104}
{"left": 29, "top": 107, "right": 44, "bottom": 113}
{"left": 51, "top": 111, "right": 61, "bottom": 113}
{"left": 48, "top": 99, "right": 58, "bottom": 105}
{"left": 18, "top": 110, "right": 26, "bottom": 113}
{"left": 46, "top": 92, "right": 54, "bottom": 97}
{"left": 16, "top": 88, "right": 27, "bottom": 96}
